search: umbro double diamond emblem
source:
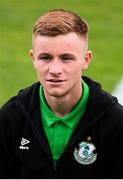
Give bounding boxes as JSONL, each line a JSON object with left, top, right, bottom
{"left": 19, "top": 138, "right": 30, "bottom": 150}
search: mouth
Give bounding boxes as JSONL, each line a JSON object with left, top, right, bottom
{"left": 46, "top": 79, "right": 65, "bottom": 83}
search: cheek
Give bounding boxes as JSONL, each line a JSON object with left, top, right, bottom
{"left": 34, "top": 63, "right": 48, "bottom": 82}
{"left": 68, "top": 65, "right": 82, "bottom": 81}
{"left": 72, "top": 63, "right": 83, "bottom": 74}
{"left": 33, "top": 63, "right": 42, "bottom": 76}
{"left": 34, "top": 62, "right": 42, "bottom": 73}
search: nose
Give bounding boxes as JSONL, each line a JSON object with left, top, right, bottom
{"left": 49, "top": 60, "right": 62, "bottom": 75}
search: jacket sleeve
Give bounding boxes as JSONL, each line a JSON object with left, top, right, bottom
{"left": 0, "top": 99, "right": 22, "bottom": 178}
{"left": 0, "top": 134, "right": 21, "bottom": 178}
{"left": 103, "top": 103, "right": 123, "bottom": 178}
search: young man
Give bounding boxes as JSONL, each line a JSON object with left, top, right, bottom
{"left": 0, "top": 9, "right": 123, "bottom": 178}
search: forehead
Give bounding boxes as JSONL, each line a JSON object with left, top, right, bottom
{"left": 32, "top": 32, "right": 87, "bottom": 53}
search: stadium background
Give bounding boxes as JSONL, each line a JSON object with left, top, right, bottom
{"left": 0, "top": 0, "right": 123, "bottom": 107}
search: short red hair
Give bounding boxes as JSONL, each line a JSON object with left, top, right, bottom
{"left": 32, "top": 9, "right": 88, "bottom": 38}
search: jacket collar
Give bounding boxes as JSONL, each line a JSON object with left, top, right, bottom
{"left": 16, "top": 76, "right": 117, "bottom": 126}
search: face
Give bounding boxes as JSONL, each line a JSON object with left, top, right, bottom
{"left": 30, "top": 32, "right": 92, "bottom": 98}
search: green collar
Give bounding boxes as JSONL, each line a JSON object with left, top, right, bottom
{"left": 39, "top": 80, "right": 89, "bottom": 128}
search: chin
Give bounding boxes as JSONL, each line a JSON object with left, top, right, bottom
{"left": 46, "top": 90, "right": 66, "bottom": 98}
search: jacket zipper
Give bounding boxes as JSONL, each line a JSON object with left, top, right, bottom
{"left": 53, "top": 160, "right": 57, "bottom": 171}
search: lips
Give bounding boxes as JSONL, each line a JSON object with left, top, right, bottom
{"left": 46, "top": 79, "right": 65, "bottom": 83}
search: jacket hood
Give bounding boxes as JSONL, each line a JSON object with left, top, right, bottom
{"left": 82, "top": 76, "right": 118, "bottom": 122}
{"left": 16, "top": 82, "right": 40, "bottom": 116}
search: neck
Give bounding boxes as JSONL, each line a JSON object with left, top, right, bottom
{"left": 44, "top": 82, "right": 82, "bottom": 117}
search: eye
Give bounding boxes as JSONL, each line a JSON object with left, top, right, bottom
{"left": 61, "top": 55, "right": 75, "bottom": 62}
{"left": 40, "top": 56, "right": 50, "bottom": 60}
{"left": 38, "top": 55, "right": 52, "bottom": 61}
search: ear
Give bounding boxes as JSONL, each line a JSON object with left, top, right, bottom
{"left": 82, "top": 50, "right": 92, "bottom": 70}
{"left": 30, "top": 49, "right": 35, "bottom": 62}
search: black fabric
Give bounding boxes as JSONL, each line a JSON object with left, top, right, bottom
{"left": 0, "top": 76, "right": 123, "bottom": 178}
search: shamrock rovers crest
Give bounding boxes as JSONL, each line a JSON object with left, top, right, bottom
{"left": 74, "top": 141, "right": 97, "bottom": 165}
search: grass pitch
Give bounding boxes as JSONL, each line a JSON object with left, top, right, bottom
{"left": 0, "top": 0, "right": 123, "bottom": 107}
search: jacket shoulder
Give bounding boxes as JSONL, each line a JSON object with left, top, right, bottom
{"left": 0, "top": 82, "right": 39, "bottom": 127}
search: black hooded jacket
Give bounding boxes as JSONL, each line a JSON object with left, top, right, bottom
{"left": 0, "top": 76, "right": 123, "bottom": 178}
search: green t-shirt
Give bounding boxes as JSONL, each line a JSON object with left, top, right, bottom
{"left": 39, "top": 80, "right": 89, "bottom": 160}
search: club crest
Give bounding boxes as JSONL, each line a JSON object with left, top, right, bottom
{"left": 74, "top": 141, "right": 97, "bottom": 165}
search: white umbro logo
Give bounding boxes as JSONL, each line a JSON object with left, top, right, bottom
{"left": 21, "top": 138, "right": 30, "bottom": 146}
{"left": 19, "top": 138, "right": 30, "bottom": 150}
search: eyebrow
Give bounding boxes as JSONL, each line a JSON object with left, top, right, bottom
{"left": 38, "top": 53, "right": 51, "bottom": 56}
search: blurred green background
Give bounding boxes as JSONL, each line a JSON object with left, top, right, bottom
{"left": 0, "top": 0, "right": 123, "bottom": 107}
